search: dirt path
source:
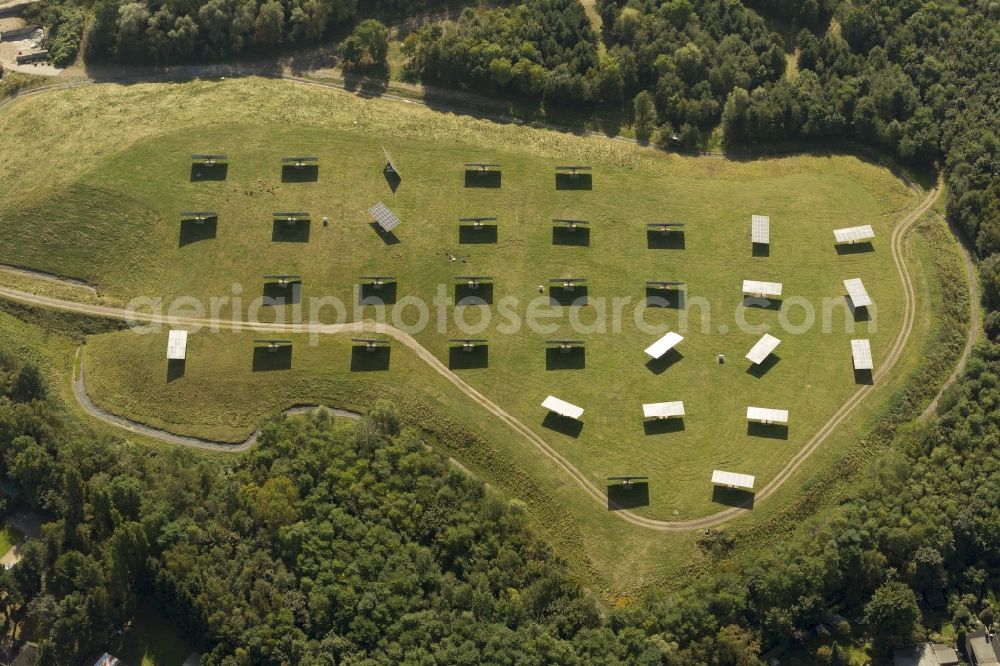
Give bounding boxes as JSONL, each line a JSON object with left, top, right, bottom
{"left": 73, "top": 348, "right": 360, "bottom": 452}
{"left": 0, "top": 183, "right": 942, "bottom": 530}
{"left": 920, "top": 214, "right": 979, "bottom": 419}
{"left": 0, "top": 263, "right": 97, "bottom": 294}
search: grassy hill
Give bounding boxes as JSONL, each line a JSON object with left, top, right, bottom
{"left": 0, "top": 78, "right": 958, "bottom": 596}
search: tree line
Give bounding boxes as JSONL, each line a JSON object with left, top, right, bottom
{"left": 25, "top": 0, "right": 489, "bottom": 67}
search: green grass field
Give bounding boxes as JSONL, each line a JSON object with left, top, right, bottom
{"left": 0, "top": 524, "right": 23, "bottom": 555}
{"left": 0, "top": 78, "right": 960, "bottom": 596}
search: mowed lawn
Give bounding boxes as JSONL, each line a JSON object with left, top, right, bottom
{"left": 1, "top": 79, "right": 921, "bottom": 520}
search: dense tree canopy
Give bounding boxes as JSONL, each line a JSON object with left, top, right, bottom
{"left": 402, "top": 1, "right": 599, "bottom": 102}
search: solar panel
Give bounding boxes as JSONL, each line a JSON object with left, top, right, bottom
{"left": 166, "top": 330, "right": 188, "bottom": 360}
{"left": 711, "top": 470, "right": 755, "bottom": 490}
{"left": 191, "top": 153, "right": 227, "bottom": 162}
{"left": 851, "top": 339, "right": 873, "bottom": 370}
{"left": 843, "top": 278, "right": 873, "bottom": 307}
{"left": 352, "top": 338, "right": 389, "bottom": 348}
{"left": 642, "top": 401, "right": 685, "bottom": 419}
{"left": 644, "top": 331, "right": 684, "bottom": 359}
{"left": 742, "top": 280, "right": 783, "bottom": 297}
{"left": 383, "top": 148, "right": 400, "bottom": 175}
{"left": 369, "top": 202, "right": 401, "bottom": 233}
{"left": 282, "top": 156, "right": 317, "bottom": 164}
{"left": 254, "top": 339, "right": 292, "bottom": 348}
{"left": 542, "top": 395, "right": 584, "bottom": 420}
{"left": 746, "top": 406, "right": 789, "bottom": 424}
{"left": 834, "top": 225, "right": 875, "bottom": 244}
{"left": 180, "top": 211, "right": 216, "bottom": 220}
{"left": 745, "top": 334, "right": 781, "bottom": 364}
{"left": 751, "top": 215, "right": 770, "bottom": 244}
{"left": 546, "top": 340, "right": 584, "bottom": 348}
{"left": 465, "top": 163, "right": 500, "bottom": 169}
{"left": 555, "top": 165, "right": 592, "bottom": 172}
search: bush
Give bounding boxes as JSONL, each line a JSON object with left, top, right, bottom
{"left": 44, "top": 8, "right": 84, "bottom": 67}
{"left": 985, "top": 311, "right": 1000, "bottom": 341}
{"left": 340, "top": 19, "right": 389, "bottom": 70}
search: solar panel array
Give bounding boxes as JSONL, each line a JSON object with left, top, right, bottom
{"left": 180, "top": 148, "right": 893, "bottom": 497}
{"left": 834, "top": 225, "right": 875, "bottom": 244}
{"left": 751, "top": 215, "right": 770, "bottom": 244}
{"left": 369, "top": 202, "right": 401, "bottom": 233}
{"left": 843, "top": 278, "right": 873, "bottom": 307}
{"left": 542, "top": 395, "right": 584, "bottom": 420}
{"left": 742, "top": 280, "right": 783, "bottom": 297}
{"left": 642, "top": 401, "right": 685, "bottom": 419}
{"left": 166, "top": 330, "right": 188, "bottom": 360}
{"left": 712, "top": 470, "right": 755, "bottom": 490}
{"left": 745, "top": 333, "right": 781, "bottom": 364}
{"left": 746, "top": 406, "right": 789, "bottom": 424}
{"left": 644, "top": 331, "right": 684, "bottom": 359}
{"left": 851, "top": 339, "right": 873, "bottom": 370}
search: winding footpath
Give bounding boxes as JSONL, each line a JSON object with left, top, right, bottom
{"left": 0, "top": 181, "right": 944, "bottom": 531}
{"left": 73, "top": 348, "right": 359, "bottom": 451}
{"left": 920, "top": 214, "right": 980, "bottom": 420}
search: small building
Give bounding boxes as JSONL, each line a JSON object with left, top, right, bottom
{"left": 966, "top": 631, "right": 1000, "bottom": 666}
{"left": 5, "top": 642, "right": 38, "bottom": 666}
{"left": 893, "top": 643, "right": 960, "bottom": 666}
{"left": 92, "top": 654, "right": 122, "bottom": 666}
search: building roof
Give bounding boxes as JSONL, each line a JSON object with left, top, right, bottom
{"left": 9, "top": 643, "right": 38, "bottom": 666}
{"left": 893, "top": 643, "right": 960, "bottom": 666}
{"left": 967, "top": 631, "right": 1000, "bottom": 666}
